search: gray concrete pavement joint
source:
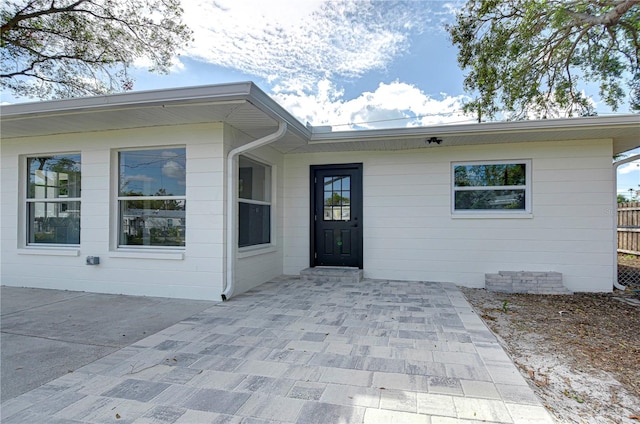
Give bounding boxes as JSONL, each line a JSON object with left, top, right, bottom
{"left": 0, "top": 330, "right": 124, "bottom": 349}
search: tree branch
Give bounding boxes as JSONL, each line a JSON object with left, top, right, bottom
{"left": 1, "top": 0, "right": 89, "bottom": 36}
{"left": 565, "top": 0, "right": 638, "bottom": 26}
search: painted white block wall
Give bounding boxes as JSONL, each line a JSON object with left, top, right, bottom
{"left": 282, "top": 139, "right": 615, "bottom": 292}
{"left": 2, "top": 130, "right": 616, "bottom": 297}
{"left": 1, "top": 123, "right": 225, "bottom": 300}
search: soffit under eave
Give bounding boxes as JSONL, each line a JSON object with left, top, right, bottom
{"left": 1, "top": 99, "right": 313, "bottom": 156}
{"left": 613, "top": 138, "right": 640, "bottom": 156}
{"left": 0, "top": 100, "right": 285, "bottom": 140}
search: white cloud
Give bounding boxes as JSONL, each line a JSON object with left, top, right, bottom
{"left": 162, "top": 160, "right": 186, "bottom": 180}
{"left": 181, "top": 0, "right": 434, "bottom": 90}
{"left": 161, "top": 150, "right": 179, "bottom": 159}
{"left": 125, "top": 174, "right": 154, "bottom": 182}
{"left": 272, "top": 79, "right": 474, "bottom": 129}
{"left": 172, "top": 1, "right": 473, "bottom": 129}
{"left": 619, "top": 161, "right": 640, "bottom": 175}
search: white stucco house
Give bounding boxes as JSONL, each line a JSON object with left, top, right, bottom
{"left": 1, "top": 82, "right": 639, "bottom": 300}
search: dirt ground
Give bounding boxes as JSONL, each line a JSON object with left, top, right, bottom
{"left": 461, "top": 269, "right": 640, "bottom": 423}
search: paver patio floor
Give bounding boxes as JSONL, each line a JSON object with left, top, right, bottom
{"left": 1, "top": 277, "right": 554, "bottom": 423}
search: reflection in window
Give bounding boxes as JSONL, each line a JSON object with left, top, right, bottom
{"left": 118, "top": 148, "right": 186, "bottom": 247}
{"left": 26, "top": 154, "right": 81, "bottom": 245}
{"left": 453, "top": 161, "right": 530, "bottom": 212}
{"left": 239, "top": 156, "right": 272, "bottom": 247}
{"left": 323, "top": 176, "right": 350, "bottom": 221}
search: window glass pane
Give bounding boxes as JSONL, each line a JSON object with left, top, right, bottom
{"left": 28, "top": 155, "right": 81, "bottom": 199}
{"left": 119, "top": 148, "right": 186, "bottom": 197}
{"left": 322, "top": 205, "right": 351, "bottom": 220}
{"left": 323, "top": 175, "right": 350, "bottom": 221}
{"left": 28, "top": 201, "right": 80, "bottom": 244}
{"left": 332, "top": 177, "right": 342, "bottom": 191}
{"left": 119, "top": 199, "right": 186, "bottom": 246}
{"left": 238, "top": 156, "right": 271, "bottom": 247}
{"left": 339, "top": 192, "right": 350, "bottom": 206}
{"left": 239, "top": 203, "right": 270, "bottom": 247}
{"left": 342, "top": 177, "right": 350, "bottom": 190}
{"left": 455, "top": 189, "right": 526, "bottom": 210}
{"left": 454, "top": 164, "right": 526, "bottom": 187}
{"left": 239, "top": 156, "right": 270, "bottom": 201}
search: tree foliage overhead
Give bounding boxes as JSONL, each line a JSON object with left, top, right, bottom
{"left": 447, "top": 0, "right": 640, "bottom": 120}
{"left": 1, "top": 0, "right": 192, "bottom": 99}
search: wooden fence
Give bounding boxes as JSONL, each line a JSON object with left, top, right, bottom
{"left": 618, "top": 201, "right": 640, "bottom": 255}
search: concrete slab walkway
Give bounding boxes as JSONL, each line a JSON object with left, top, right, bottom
{"left": 1, "top": 277, "right": 554, "bottom": 423}
{"left": 1, "top": 287, "right": 215, "bottom": 401}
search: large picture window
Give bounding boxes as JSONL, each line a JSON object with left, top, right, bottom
{"left": 27, "top": 154, "right": 81, "bottom": 245}
{"left": 452, "top": 160, "right": 531, "bottom": 214}
{"left": 238, "top": 156, "right": 271, "bottom": 248}
{"left": 118, "top": 147, "right": 186, "bottom": 248}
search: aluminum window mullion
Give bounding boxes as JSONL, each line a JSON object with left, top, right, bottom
{"left": 454, "top": 185, "right": 526, "bottom": 191}
{"left": 26, "top": 198, "right": 81, "bottom": 202}
{"left": 238, "top": 198, "right": 271, "bottom": 206}
{"left": 117, "top": 196, "right": 186, "bottom": 200}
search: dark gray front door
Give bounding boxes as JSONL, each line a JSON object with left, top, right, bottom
{"left": 311, "top": 164, "right": 363, "bottom": 268}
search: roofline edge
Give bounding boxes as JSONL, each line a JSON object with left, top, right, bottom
{"left": 0, "top": 82, "right": 257, "bottom": 117}
{"left": 309, "top": 114, "right": 640, "bottom": 142}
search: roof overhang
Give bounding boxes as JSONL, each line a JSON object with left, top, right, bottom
{"left": 1, "top": 83, "right": 638, "bottom": 155}
{"left": 304, "top": 114, "right": 640, "bottom": 155}
{"left": 0, "top": 82, "right": 312, "bottom": 153}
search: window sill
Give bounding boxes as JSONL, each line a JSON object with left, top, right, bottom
{"left": 451, "top": 213, "right": 533, "bottom": 219}
{"left": 238, "top": 245, "right": 276, "bottom": 259}
{"left": 109, "top": 250, "right": 185, "bottom": 260}
{"left": 18, "top": 248, "right": 80, "bottom": 256}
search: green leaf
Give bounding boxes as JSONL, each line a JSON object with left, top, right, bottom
{"left": 447, "top": 0, "right": 639, "bottom": 120}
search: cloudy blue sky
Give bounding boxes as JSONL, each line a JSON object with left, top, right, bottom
{"left": 4, "top": 0, "right": 638, "bottom": 193}
{"left": 4, "top": 0, "right": 635, "bottom": 129}
{"left": 132, "top": 0, "right": 473, "bottom": 130}
{"left": 618, "top": 161, "right": 640, "bottom": 200}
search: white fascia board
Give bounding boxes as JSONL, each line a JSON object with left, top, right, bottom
{"left": 0, "top": 82, "right": 256, "bottom": 117}
{"left": 309, "top": 114, "right": 639, "bottom": 143}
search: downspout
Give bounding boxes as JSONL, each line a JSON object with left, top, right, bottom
{"left": 221, "top": 121, "right": 288, "bottom": 301}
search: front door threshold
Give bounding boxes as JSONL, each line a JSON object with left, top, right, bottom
{"left": 300, "top": 267, "right": 363, "bottom": 284}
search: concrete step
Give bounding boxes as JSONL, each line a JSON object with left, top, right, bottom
{"left": 300, "top": 267, "right": 363, "bottom": 284}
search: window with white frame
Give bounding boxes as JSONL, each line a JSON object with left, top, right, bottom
{"left": 26, "top": 154, "right": 81, "bottom": 245}
{"left": 118, "top": 147, "right": 186, "bottom": 248}
{"left": 238, "top": 156, "right": 271, "bottom": 248}
{"left": 452, "top": 160, "right": 531, "bottom": 213}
